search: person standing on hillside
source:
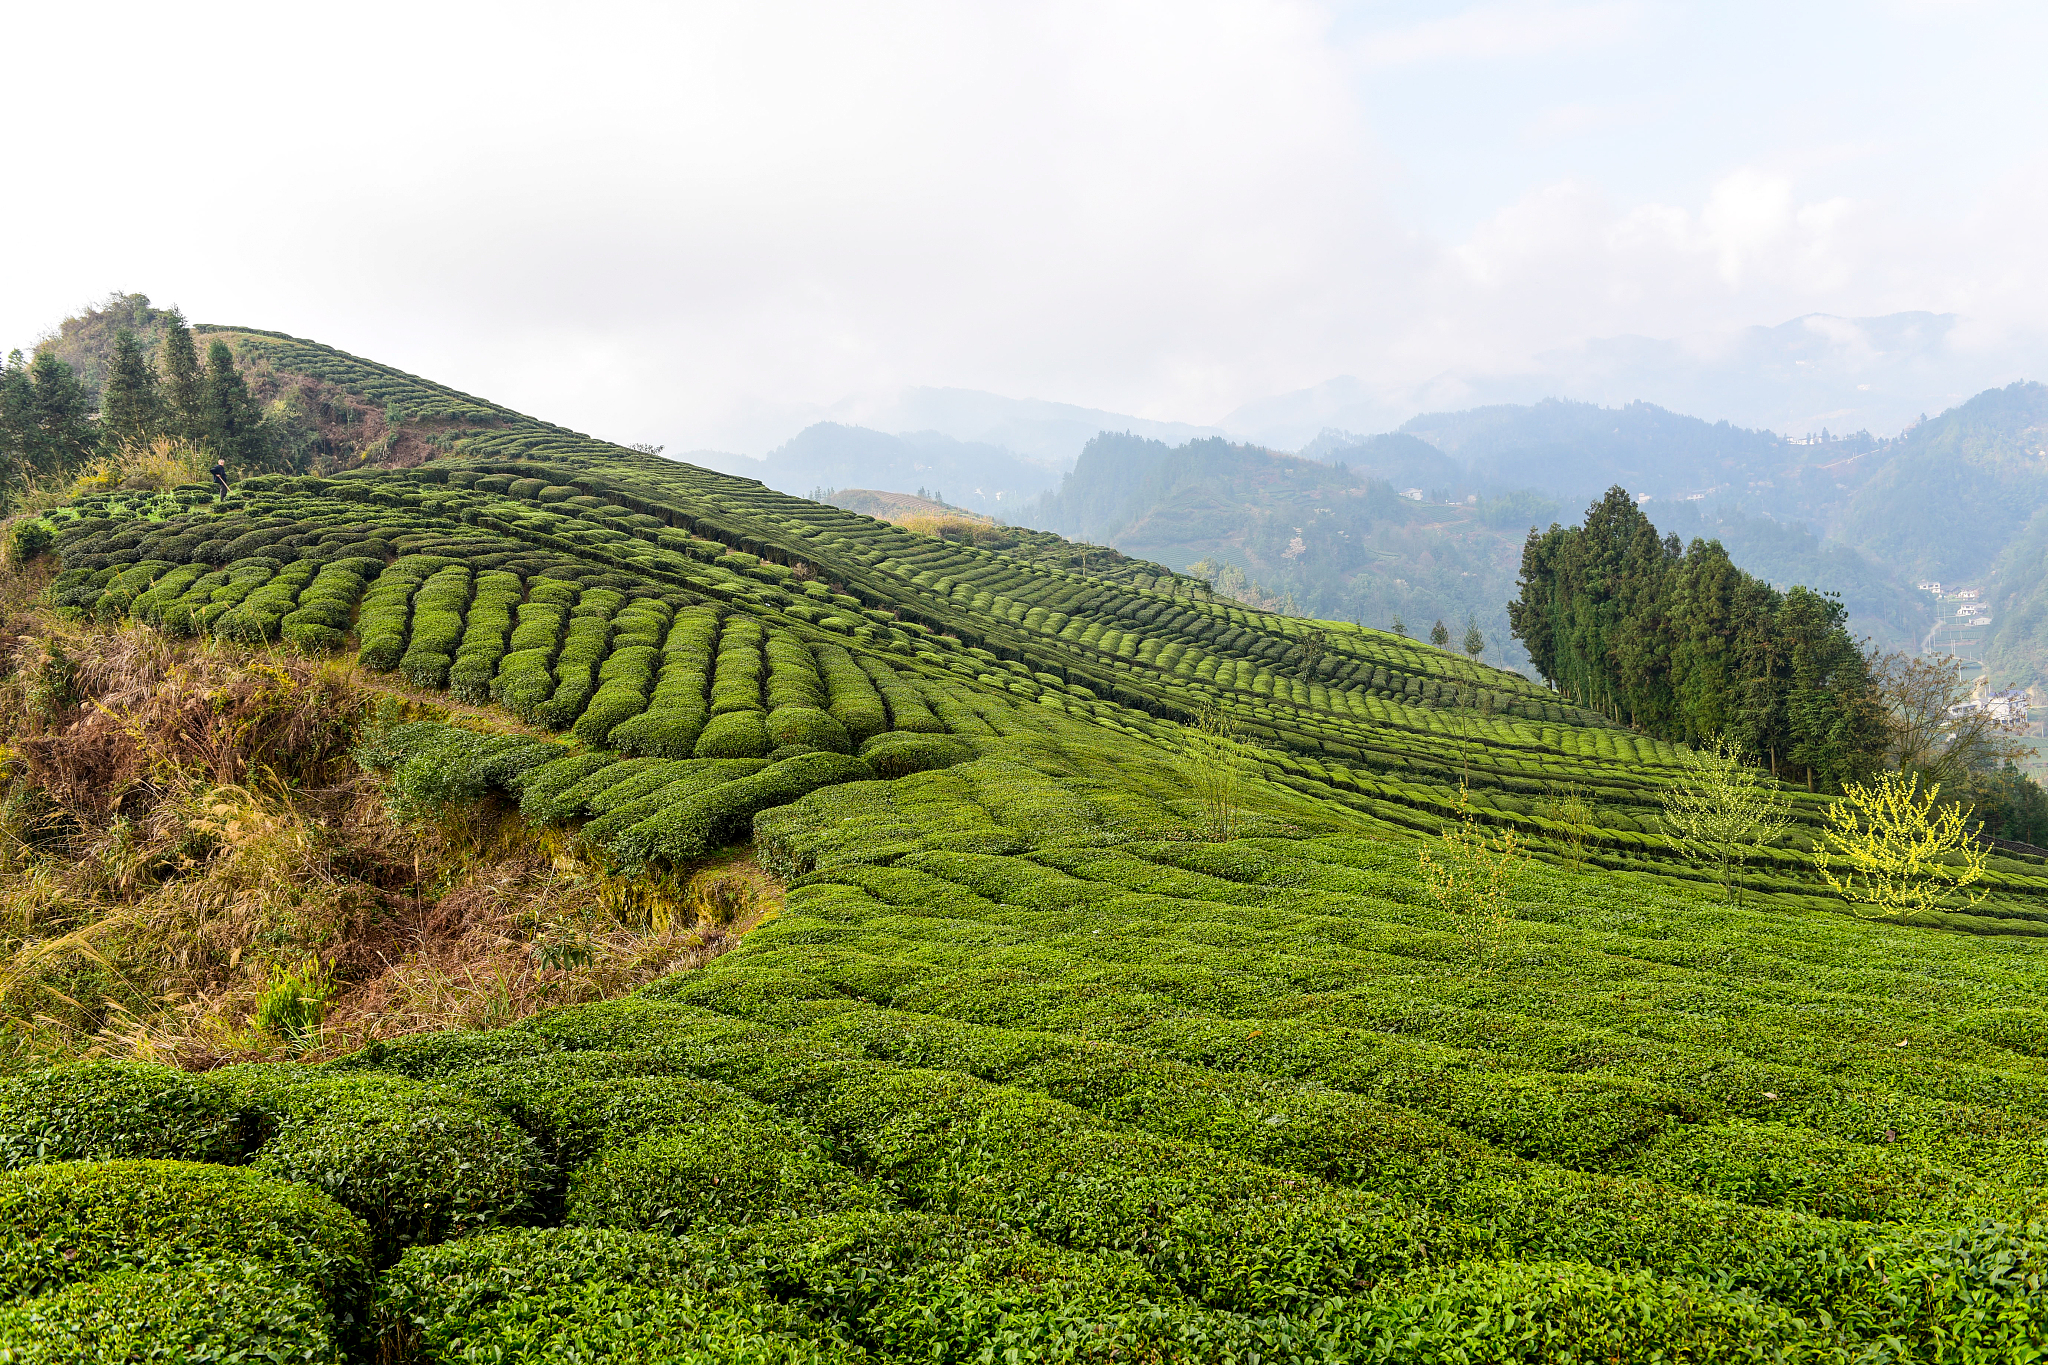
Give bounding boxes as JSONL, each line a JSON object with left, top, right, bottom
{"left": 211, "top": 457, "right": 230, "bottom": 498}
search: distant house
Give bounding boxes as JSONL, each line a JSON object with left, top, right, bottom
{"left": 1918, "top": 581, "right": 1943, "bottom": 594}
{"left": 1402, "top": 488, "right": 1424, "bottom": 501}
{"left": 1959, "top": 588, "right": 1982, "bottom": 600}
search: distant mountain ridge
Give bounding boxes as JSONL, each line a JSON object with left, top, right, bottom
{"left": 1226, "top": 312, "right": 2048, "bottom": 448}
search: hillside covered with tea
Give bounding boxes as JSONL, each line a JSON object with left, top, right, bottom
{"left": 4, "top": 325, "right": 2047, "bottom": 1362}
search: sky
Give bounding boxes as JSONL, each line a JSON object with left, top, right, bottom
{"left": 3, "top": 0, "right": 2044, "bottom": 453}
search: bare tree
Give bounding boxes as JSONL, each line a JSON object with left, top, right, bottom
{"left": 1870, "top": 652, "right": 2025, "bottom": 790}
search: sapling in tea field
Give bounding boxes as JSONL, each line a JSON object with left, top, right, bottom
{"left": 1419, "top": 786, "right": 1523, "bottom": 972}
{"left": 1659, "top": 736, "right": 1792, "bottom": 904}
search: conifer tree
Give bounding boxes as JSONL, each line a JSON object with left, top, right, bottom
{"left": 98, "top": 330, "right": 164, "bottom": 454}
{"left": 1462, "top": 615, "right": 1485, "bottom": 661}
{"left": 0, "top": 351, "right": 96, "bottom": 495}
{"left": 159, "top": 309, "right": 206, "bottom": 441}
{"left": 202, "top": 339, "right": 276, "bottom": 472}
{"left": 1430, "top": 619, "right": 1451, "bottom": 649}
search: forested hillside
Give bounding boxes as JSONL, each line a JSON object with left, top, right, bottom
{"left": 1025, "top": 432, "right": 1533, "bottom": 669}
{"left": 3, "top": 323, "right": 2048, "bottom": 1360}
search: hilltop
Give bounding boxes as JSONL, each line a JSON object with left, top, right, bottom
{"left": 3, "top": 322, "right": 2047, "bottom": 1359}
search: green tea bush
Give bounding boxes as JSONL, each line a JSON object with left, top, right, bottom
{"left": 610, "top": 752, "right": 871, "bottom": 865}
{"left": 580, "top": 759, "right": 772, "bottom": 847}
{"left": 280, "top": 558, "right": 378, "bottom": 652}
{"left": 448, "top": 570, "right": 523, "bottom": 702}
{"left": 534, "top": 589, "right": 623, "bottom": 729}
{"left": 220, "top": 1068, "right": 552, "bottom": 1261}
{"left": 398, "top": 564, "right": 474, "bottom": 689}
{"left": 565, "top": 1111, "right": 878, "bottom": 1232}
{"left": 765, "top": 629, "right": 827, "bottom": 709}
{"left": 815, "top": 643, "right": 888, "bottom": 744}
{"left": 374, "top": 1227, "right": 847, "bottom": 1365}
{"left": 128, "top": 561, "right": 206, "bottom": 625}
{"left": 709, "top": 615, "right": 766, "bottom": 717}
{"left": 857, "top": 732, "right": 975, "bottom": 778}
{"left": 518, "top": 752, "right": 626, "bottom": 822}
{"left": 87, "top": 559, "right": 172, "bottom": 623}
{"left": 156, "top": 567, "right": 229, "bottom": 634}
{"left": 215, "top": 559, "right": 317, "bottom": 643}
{"left": 0, "top": 1159, "right": 369, "bottom": 1316}
{"left": 857, "top": 654, "right": 945, "bottom": 733}
{"left": 0, "top": 1259, "right": 339, "bottom": 1365}
{"left": 765, "top": 704, "right": 851, "bottom": 753}
{"left": 694, "top": 707, "right": 772, "bottom": 759}
{"left": 355, "top": 559, "right": 432, "bottom": 671}
{"left": 492, "top": 647, "right": 558, "bottom": 721}
{"left": 572, "top": 643, "right": 658, "bottom": 747}
{"left": 0, "top": 1061, "right": 251, "bottom": 1171}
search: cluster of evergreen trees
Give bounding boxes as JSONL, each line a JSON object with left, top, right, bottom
{"left": 0, "top": 311, "right": 279, "bottom": 500}
{"left": 1509, "top": 487, "right": 1886, "bottom": 790}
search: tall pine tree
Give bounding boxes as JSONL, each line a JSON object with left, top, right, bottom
{"left": 98, "top": 329, "right": 164, "bottom": 454}
{"left": 201, "top": 340, "right": 275, "bottom": 472}
{"left": 0, "top": 351, "right": 96, "bottom": 495}
{"left": 159, "top": 310, "right": 206, "bottom": 442}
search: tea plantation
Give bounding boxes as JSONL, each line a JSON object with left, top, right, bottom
{"left": 5, "top": 328, "right": 2047, "bottom": 1361}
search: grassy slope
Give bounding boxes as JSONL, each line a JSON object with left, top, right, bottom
{"left": 8, "top": 327, "right": 2048, "bottom": 1358}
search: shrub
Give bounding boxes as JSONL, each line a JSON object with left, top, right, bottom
{"left": 766, "top": 705, "right": 851, "bottom": 754}
{"left": 857, "top": 732, "right": 975, "bottom": 778}
{"left": 279, "top": 558, "right": 376, "bottom": 652}
{"left": 129, "top": 561, "right": 206, "bottom": 625}
{"left": 355, "top": 561, "right": 431, "bottom": 671}
{"left": 518, "top": 752, "right": 627, "bottom": 822}
{"left": 572, "top": 644, "right": 658, "bottom": 747}
{"left": 857, "top": 654, "right": 945, "bottom": 733}
{"left": 0, "top": 1159, "right": 370, "bottom": 1317}
{"left": 215, "top": 559, "right": 319, "bottom": 644}
{"left": 398, "top": 564, "right": 474, "bottom": 689}
{"left": 693, "top": 708, "right": 771, "bottom": 759}
{"left": 219, "top": 1068, "right": 552, "bottom": 1261}
{"left": 765, "top": 630, "right": 827, "bottom": 709}
{"left": 492, "top": 647, "right": 558, "bottom": 721}
{"left": 582, "top": 759, "right": 771, "bottom": 848}
{"left": 156, "top": 567, "right": 230, "bottom": 634}
{"left": 709, "top": 617, "right": 766, "bottom": 717}
{"left": 0, "top": 1260, "right": 338, "bottom": 1365}
{"left": 374, "top": 1228, "right": 841, "bottom": 1365}
{"left": 0, "top": 1061, "right": 251, "bottom": 1171}
{"left": 565, "top": 1113, "right": 878, "bottom": 1232}
{"left": 815, "top": 643, "right": 888, "bottom": 744}
{"left": 449, "top": 570, "right": 523, "bottom": 702}
{"left": 612, "top": 751, "right": 872, "bottom": 864}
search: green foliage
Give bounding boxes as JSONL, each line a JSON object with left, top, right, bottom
{"left": 219, "top": 1068, "right": 551, "bottom": 1261}
{"left": 375, "top": 1227, "right": 853, "bottom": 1365}
{"left": 0, "top": 1159, "right": 369, "bottom": 1315}
{"left": 0, "top": 1062, "right": 251, "bottom": 1170}
{"left": 1511, "top": 487, "right": 1885, "bottom": 787}
{"left": 0, "top": 1258, "right": 339, "bottom": 1365}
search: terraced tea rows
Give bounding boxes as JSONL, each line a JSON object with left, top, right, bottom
{"left": 7, "top": 327, "right": 2047, "bottom": 1361}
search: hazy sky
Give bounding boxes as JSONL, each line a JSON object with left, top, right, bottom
{"left": 5, "top": 1, "right": 2043, "bottom": 451}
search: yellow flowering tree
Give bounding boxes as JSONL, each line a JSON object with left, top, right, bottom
{"left": 1815, "top": 770, "right": 1989, "bottom": 918}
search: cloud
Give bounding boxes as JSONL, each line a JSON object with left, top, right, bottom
{"left": 1349, "top": 0, "right": 1643, "bottom": 66}
{"left": 0, "top": 0, "right": 2042, "bottom": 453}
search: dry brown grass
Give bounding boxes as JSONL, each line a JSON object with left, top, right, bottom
{"left": 0, "top": 589, "right": 773, "bottom": 1072}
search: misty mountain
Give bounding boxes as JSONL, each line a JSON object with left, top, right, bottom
{"left": 1024, "top": 432, "right": 1535, "bottom": 670}
{"left": 1305, "top": 398, "right": 1793, "bottom": 508}
{"left": 1228, "top": 312, "right": 2048, "bottom": 448}
{"left": 861, "top": 387, "right": 1229, "bottom": 467}
{"left": 684, "top": 421, "right": 1061, "bottom": 515}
